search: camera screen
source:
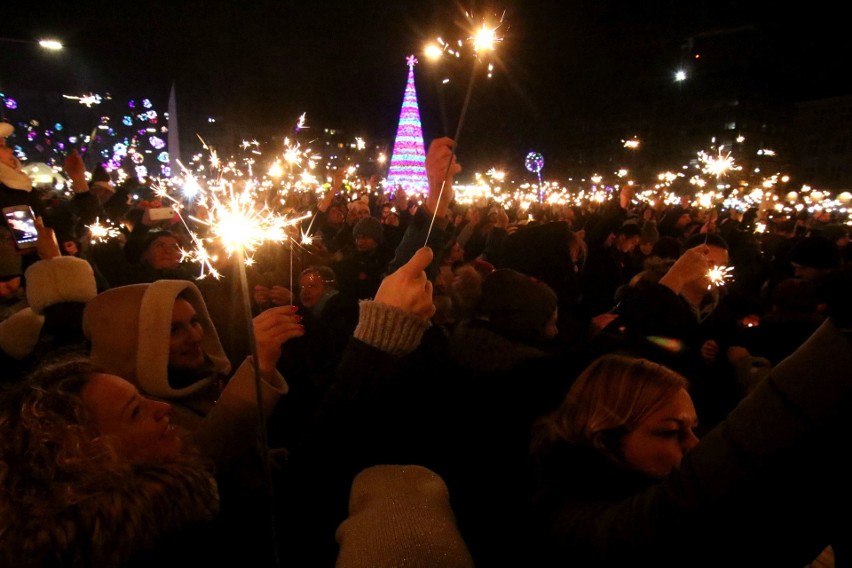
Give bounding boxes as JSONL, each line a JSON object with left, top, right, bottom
{"left": 4, "top": 209, "right": 38, "bottom": 245}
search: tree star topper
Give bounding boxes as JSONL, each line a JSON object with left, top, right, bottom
{"left": 406, "top": 54, "right": 418, "bottom": 67}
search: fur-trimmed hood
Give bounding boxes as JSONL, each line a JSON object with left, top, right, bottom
{"left": 82, "top": 280, "right": 232, "bottom": 401}
{"left": 0, "top": 462, "right": 219, "bottom": 567}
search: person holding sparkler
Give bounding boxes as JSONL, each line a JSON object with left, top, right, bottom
{"left": 596, "top": 234, "right": 742, "bottom": 435}
{"left": 81, "top": 279, "right": 303, "bottom": 475}
{"left": 528, "top": 264, "right": 852, "bottom": 567}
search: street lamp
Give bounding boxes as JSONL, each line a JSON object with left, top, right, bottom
{"left": 0, "top": 37, "right": 64, "bottom": 50}
{"left": 38, "top": 39, "right": 64, "bottom": 51}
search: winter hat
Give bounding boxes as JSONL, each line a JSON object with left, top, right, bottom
{"left": 24, "top": 256, "right": 98, "bottom": 315}
{"left": 790, "top": 236, "right": 841, "bottom": 270}
{"left": 0, "top": 308, "right": 44, "bottom": 359}
{"left": 477, "top": 268, "right": 558, "bottom": 340}
{"left": 125, "top": 228, "right": 181, "bottom": 264}
{"left": 335, "top": 465, "right": 474, "bottom": 568}
{"left": 353, "top": 216, "right": 384, "bottom": 243}
{"left": 90, "top": 164, "right": 115, "bottom": 194}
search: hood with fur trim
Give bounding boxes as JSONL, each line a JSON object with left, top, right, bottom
{"left": 82, "top": 280, "right": 232, "bottom": 401}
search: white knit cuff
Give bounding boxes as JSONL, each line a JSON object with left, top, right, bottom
{"left": 354, "top": 301, "right": 430, "bottom": 356}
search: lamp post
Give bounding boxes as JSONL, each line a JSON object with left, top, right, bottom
{"left": 0, "top": 37, "right": 64, "bottom": 50}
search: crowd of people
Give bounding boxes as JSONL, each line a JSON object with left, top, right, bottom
{"left": 1, "top": 118, "right": 852, "bottom": 567}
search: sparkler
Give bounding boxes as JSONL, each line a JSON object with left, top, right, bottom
{"left": 85, "top": 218, "right": 120, "bottom": 243}
{"left": 707, "top": 265, "right": 734, "bottom": 289}
{"left": 163, "top": 145, "right": 314, "bottom": 568}
{"left": 424, "top": 10, "right": 506, "bottom": 246}
{"left": 699, "top": 145, "right": 740, "bottom": 179}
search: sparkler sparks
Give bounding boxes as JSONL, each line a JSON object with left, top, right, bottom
{"left": 707, "top": 265, "right": 734, "bottom": 289}
{"left": 699, "top": 146, "right": 741, "bottom": 178}
{"left": 86, "top": 218, "right": 121, "bottom": 243}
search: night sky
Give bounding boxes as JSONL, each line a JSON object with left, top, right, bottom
{"left": 4, "top": 0, "right": 851, "bottom": 172}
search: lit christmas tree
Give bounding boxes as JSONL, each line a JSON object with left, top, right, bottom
{"left": 386, "top": 55, "right": 430, "bottom": 196}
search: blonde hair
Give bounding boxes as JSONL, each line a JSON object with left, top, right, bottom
{"left": 532, "top": 354, "right": 689, "bottom": 465}
{"left": 0, "top": 357, "right": 217, "bottom": 566}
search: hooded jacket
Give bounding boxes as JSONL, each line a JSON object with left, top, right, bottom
{"left": 82, "top": 279, "right": 288, "bottom": 471}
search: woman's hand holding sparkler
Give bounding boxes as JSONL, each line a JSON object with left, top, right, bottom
{"left": 252, "top": 305, "right": 305, "bottom": 381}
{"left": 374, "top": 246, "right": 436, "bottom": 320}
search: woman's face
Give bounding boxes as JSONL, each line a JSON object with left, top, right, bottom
{"left": 82, "top": 373, "right": 183, "bottom": 464}
{"left": 621, "top": 387, "right": 699, "bottom": 477}
{"left": 169, "top": 298, "right": 206, "bottom": 370}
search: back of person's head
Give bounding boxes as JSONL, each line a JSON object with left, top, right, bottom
{"left": 770, "top": 277, "right": 819, "bottom": 313}
{"left": 616, "top": 222, "right": 642, "bottom": 239}
{"left": 815, "top": 223, "right": 850, "bottom": 245}
{"left": 790, "top": 236, "right": 841, "bottom": 270}
{"left": 335, "top": 465, "right": 474, "bottom": 568}
{"left": 476, "top": 268, "right": 558, "bottom": 340}
{"left": 650, "top": 236, "right": 682, "bottom": 261}
{"left": 533, "top": 354, "right": 689, "bottom": 464}
{"left": 683, "top": 232, "right": 729, "bottom": 252}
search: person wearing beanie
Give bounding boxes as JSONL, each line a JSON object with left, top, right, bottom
{"left": 281, "top": 247, "right": 571, "bottom": 567}
{"left": 789, "top": 235, "right": 841, "bottom": 281}
{"left": 0, "top": 255, "right": 99, "bottom": 381}
{"left": 106, "top": 227, "right": 195, "bottom": 287}
{"left": 335, "top": 465, "right": 475, "bottom": 568}
{"left": 331, "top": 215, "right": 395, "bottom": 301}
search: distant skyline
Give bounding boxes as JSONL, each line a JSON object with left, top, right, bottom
{"left": 4, "top": 1, "right": 851, "bottom": 172}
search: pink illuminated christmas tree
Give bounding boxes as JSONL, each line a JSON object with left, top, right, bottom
{"left": 386, "top": 55, "right": 429, "bottom": 196}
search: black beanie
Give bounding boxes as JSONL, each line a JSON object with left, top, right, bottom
{"left": 477, "top": 268, "right": 558, "bottom": 340}
{"left": 353, "top": 216, "right": 384, "bottom": 243}
{"left": 790, "top": 236, "right": 841, "bottom": 270}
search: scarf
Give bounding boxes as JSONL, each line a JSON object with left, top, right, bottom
{"left": 0, "top": 161, "right": 32, "bottom": 192}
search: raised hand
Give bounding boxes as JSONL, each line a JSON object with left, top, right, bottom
{"left": 252, "top": 305, "right": 305, "bottom": 379}
{"left": 425, "top": 137, "right": 461, "bottom": 219}
{"left": 34, "top": 216, "right": 61, "bottom": 260}
{"left": 659, "top": 244, "right": 711, "bottom": 295}
{"left": 374, "top": 246, "right": 436, "bottom": 319}
{"left": 63, "top": 150, "right": 88, "bottom": 193}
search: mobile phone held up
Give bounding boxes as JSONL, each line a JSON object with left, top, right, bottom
{"left": 3, "top": 205, "right": 39, "bottom": 250}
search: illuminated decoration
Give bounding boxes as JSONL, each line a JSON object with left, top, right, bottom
{"left": 525, "top": 151, "right": 545, "bottom": 203}
{"left": 4, "top": 98, "right": 17, "bottom": 110}
{"left": 385, "top": 55, "right": 430, "bottom": 196}
{"left": 123, "top": 116, "right": 133, "bottom": 126}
